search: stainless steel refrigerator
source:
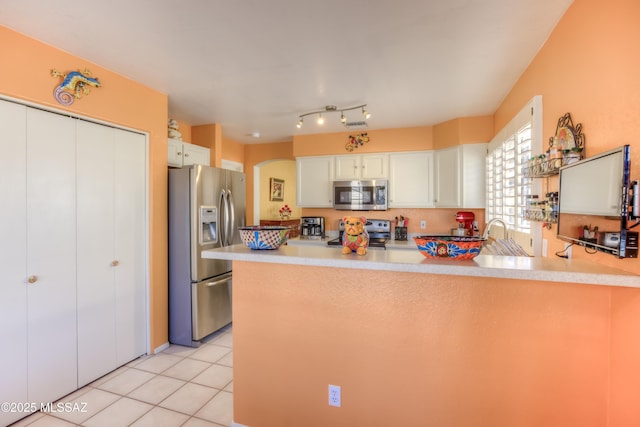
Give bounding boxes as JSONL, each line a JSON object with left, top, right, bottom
{"left": 168, "top": 164, "right": 246, "bottom": 346}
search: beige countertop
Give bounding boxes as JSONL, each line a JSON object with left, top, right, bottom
{"left": 202, "top": 243, "right": 640, "bottom": 288}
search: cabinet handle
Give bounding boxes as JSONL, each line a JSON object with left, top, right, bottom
{"left": 184, "top": 153, "right": 189, "bottom": 157}
{"left": 111, "top": 260, "right": 120, "bottom": 267}
{"left": 27, "top": 275, "right": 38, "bottom": 284}
{"left": 177, "top": 151, "right": 182, "bottom": 155}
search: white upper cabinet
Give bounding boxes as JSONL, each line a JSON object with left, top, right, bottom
{"left": 434, "top": 143, "right": 487, "bottom": 208}
{"left": 388, "top": 151, "right": 434, "bottom": 208}
{"left": 296, "top": 156, "right": 334, "bottom": 207}
{"left": 334, "top": 154, "right": 388, "bottom": 180}
{"left": 168, "top": 138, "right": 210, "bottom": 167}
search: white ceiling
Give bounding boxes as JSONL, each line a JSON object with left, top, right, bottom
{"left": 0, "top": 0, "right": 572, "bottom": 144}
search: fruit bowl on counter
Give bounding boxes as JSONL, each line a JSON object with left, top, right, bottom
{"left": 413, "top": 235, "right": 485, "bottom": 260}
{"left": 239, "top": 226, "right": 291, "bottom": 250}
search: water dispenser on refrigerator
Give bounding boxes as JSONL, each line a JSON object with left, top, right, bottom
{"left": 199, "top": 206, "right": 218, "bottom": 245}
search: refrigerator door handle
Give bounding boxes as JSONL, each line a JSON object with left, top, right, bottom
{"left": 223, "top": 190, "right": 231, "bottom": 246}
{"left": 205, "top": 276, "right": 232, "bottom": 287}
{"left": 227, "top": 190, "right": 235, "bottom": 245}
{"left": 218, "top": 189, "right": 227, "bottom": 247}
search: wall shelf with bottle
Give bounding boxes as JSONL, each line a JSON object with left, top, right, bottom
{"left": 522, "top": 112, "right": 585, "bottom": 178}
{"left": 523, "top": 192, "right": 558, "bottom": 228}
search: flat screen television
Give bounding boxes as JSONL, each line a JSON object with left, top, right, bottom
{"left": 557, "top": 145, "right": 637, "bottom": 258}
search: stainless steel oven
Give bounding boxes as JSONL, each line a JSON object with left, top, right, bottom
{"left": 333, "top": 179, "right": 387, "bottom": 211}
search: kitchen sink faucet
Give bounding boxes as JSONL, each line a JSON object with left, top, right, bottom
{"left": 482, "top": 218, "right": 508, "bottom": 240}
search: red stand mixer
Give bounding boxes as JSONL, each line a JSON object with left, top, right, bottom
{"left": 455, "top": 211, "right": 475, "bottom": 236}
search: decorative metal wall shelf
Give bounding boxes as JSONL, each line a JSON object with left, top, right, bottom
{"left": 523, "top": 112, "right": 585, "bottom": 178}
{"left": 522, "top": 156, "right": 582, "bottom": 178}
{"left": 523, "top": 209, "right": 557, "bottom": 224}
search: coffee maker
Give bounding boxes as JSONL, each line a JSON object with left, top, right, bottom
{"left": 300, "top": 216, "right": 325, "bottom": 239}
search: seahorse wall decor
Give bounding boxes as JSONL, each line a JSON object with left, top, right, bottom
{"left": 51, "top": 68, "right": 101, "bottom": 106}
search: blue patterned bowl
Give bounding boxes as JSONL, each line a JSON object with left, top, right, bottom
{"left": 238, "top": 226, "right": 290, "bottom": 250}
{"left": 414, "top": 235, "right": 485, "bottom": 260}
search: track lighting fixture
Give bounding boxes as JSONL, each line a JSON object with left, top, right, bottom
{"left": 296, "top": 104, "right": 370, "bottom": 128}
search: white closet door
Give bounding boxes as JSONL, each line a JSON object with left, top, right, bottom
{"left": 26, "top": 108, "right": 78, "bottom": 403}
{"left": 0, "top": 100, "right": 28, "bottom": 426}
{"left": 114, "top": 129, "right": 146, "bottom": 365}
{"left": 76, "top": 120, "right": 117, "bottom": 386}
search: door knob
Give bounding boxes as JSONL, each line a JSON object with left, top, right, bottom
{"left": 27, "top": 275, "right": 38, "bottom": 284}
{"left": 111, "top": 260, "right": 120, "bottom": 267}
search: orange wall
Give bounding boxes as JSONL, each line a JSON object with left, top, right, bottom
{"left": 434, "top": 116, "right": 494, "bottom": 149}
{"left": 0, "top": 26, "right": 170, "bottom": 351}
{"left": 293, "top": 126, "right": 434, "bottom": 156}
{"left": 493, "top": 0, "right": 640, "bottom": 275}
{"left": 221, "top": 135, "right": 245, "bottom": 164}
{"left": 233, "top": 261, "right": 637, "bottom": 426}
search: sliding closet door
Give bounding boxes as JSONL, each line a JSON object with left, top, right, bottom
{"left": 0, "top": 100, "right": 28, "bottom": 426}
{"left": 76, "top": 120, "right": 117, "bottom": 386}
{"left": 113, "top": 128, "right": 146, "bottom": 365}
{"left": 26, "top": 108, "right": 78, "bottom": 403}
{"left": 76, "top": 121, "right": 146, "bottom": 385}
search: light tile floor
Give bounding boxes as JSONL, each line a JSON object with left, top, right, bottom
{"left": 11, "top": 325, "right": 233, "bottom": 427}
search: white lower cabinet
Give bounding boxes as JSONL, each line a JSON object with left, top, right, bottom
{"left": 0, "top": 99, "right": 146, "bottom": 426}
{"left": 389, "top": 151, "right": 434, "bottom": 207}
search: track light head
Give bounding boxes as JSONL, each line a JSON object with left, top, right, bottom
{"left": 340, "top": 112, "right": 346, "bottom": 124}
{"left": 317, "top": 114, "right": 324, "bottom": 125}
{"left": 296, "top": 118, "right": 303, "bottom": 128}
{"left": 362, "top": 107, "right": 371, "bottom": 120}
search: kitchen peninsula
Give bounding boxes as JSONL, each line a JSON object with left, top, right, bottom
{"left": 203, "top": 245, "right": 640, "bottom": 427}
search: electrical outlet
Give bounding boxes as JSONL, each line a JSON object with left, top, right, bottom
{"left": 329, "top": 384, "right": 341, "bottom": 407}
{"left": 420, "top": 220, "right": 426, "bottom": 229}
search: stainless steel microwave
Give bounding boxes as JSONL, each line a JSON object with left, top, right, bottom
{"left": 333, "top": 179, "right": 388, "bottom": 211}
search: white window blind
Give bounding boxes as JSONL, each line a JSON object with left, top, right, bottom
{"left": 485, "top": 96, "right": 542, "bottom": 255}
{"left": 486, "top": 125, "right": 531, "bottom": 232}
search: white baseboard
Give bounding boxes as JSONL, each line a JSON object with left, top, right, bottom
{"left": 232, "top": 422, "right": 250, "bottom": 427}
{"left": 153, "top": 341, "right": 170, "bottom": 354}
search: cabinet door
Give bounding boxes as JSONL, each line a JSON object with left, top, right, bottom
{"left": 296, "top": 156, "right": 334, "bottom": 207}
{"left": 460, "top": 143, "right": 487, "bottom": 208}
{"left": 26, "top": 108, "right": 78, "bottom": 403}
{"left": 168, "top": 138, "right": 183, "bottom": 167}
{"left": 334, "top": 155, "right": 360, "bottom": 180}
{"left": 388, "top": 152, "right": 433, "bottom": 208}
{"left": 0, "top": 100, "right": 28, "bottom": 427}
{"left": 434, "top": 146, "right": 461, "bottom": 207}
{"left": 361, "top": 154, "right": 388, "bottom": 179}
{"left": 183, "top": 142, "right": 210, "bottom": 166}
{"left": 334, "top": 154, "right": 389, "bottom": 180}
